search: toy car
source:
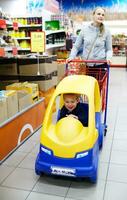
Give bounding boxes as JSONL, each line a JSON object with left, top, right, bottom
{"left": 35, "top": 75, "right": 104, "bottom": 183}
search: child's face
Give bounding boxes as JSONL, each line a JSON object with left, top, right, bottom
{"left": 64, "top": 95, "right": 78, "bottom": 111}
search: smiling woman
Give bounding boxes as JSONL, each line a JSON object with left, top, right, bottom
{"left": 67, "top": 7, "right": 113, "bottom": 65}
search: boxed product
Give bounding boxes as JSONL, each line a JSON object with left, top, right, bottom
{"left": 34, "top": 73, "right": 52, "bottom": 91}
{"left": 19, "top": 63, "right": 54, "bottom": 75}
{"left": 0, "top": 63, "right": 17, "bottom": 75}
{"left": 17, "top": 91, "right": 33, "bottom": 111}
{"left": 19, "top": 60, "right": 57, "bottom": 76}
{"left": 0, "top": 97, "right": 8, "bottom": 124}
{"left": 6, "top": 82, "right": 39, "bottom": 102}
{"left": 0, "top": 90, "right": 18, "bottom": 118}
{"left": 22, "top": 82, "right": 39, "bottom": 102}
{"left": 0, "top": 80, "right": 19, "bottom": 90}
{"left": 57, "top": 60, "right": 66, "bottom": 83}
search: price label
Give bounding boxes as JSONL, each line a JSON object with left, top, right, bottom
{"left": 12, "top": 47, "right": 18, "bottom": 56}
{"left": 0, "top": 19, "right": 6, "bottom": 29}
{"left": 31, "top": 31, "right": 45, "bottom": 52}
{"left": 13, "top": 22, "right": 18, "bottom": 31}
{"left": 0, "top": 48, "right": 5, "bottom": 57}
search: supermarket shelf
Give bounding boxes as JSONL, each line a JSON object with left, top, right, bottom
{"left": 4, "top": 47, "right": 14, "bottom": 51}
{"left": 8, "top": 24, "right": 42, "bottom": 29}
{"left": 18, "top": 24, "right": 42, "bottom": 28}
{"left": 0, "top": 73, "right": 52, "bottom": 81}
{"left": 6, "top": 19, "right": 13, "bottom": 26}
{"left": 46, "top": 42, "right": 65, "bottom": 49}
{"left": 18, "top": 48, "right": 31, "bottom": 51}
{"left": 45, "top": 29, "right": 65, "bottom": 35}
{"left": 13, "top": 37, "right": 31, "bottom": 40}
{"left": 0, "top": 98, "right": 44, "bottom": 128}
{"left": 0, "top": 98, "right": 45, "bottom": 162}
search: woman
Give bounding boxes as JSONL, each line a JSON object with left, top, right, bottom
{"left": 67, "top": 7, "right": 112, "bottom": 66}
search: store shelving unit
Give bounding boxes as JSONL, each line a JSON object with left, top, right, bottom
{"left": 46, "top": 29, "right": 66, "bottom": 50}
{"left": 7, "top": 17, "right": 43, "bottom": 53}
{"left": 7, "top": 19, "right": 66, "bottom": 53}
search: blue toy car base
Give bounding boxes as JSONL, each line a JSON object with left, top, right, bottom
{"left": 35, "top": 140, "right": 99, "bottom": 183}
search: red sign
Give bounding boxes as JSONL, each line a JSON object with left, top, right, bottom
{"left": 0, "top": 48, "right": 5, "bottom": 57}
{"left": 0, "top": 19, "right": 6, "bottom": 29}
{"left": 12, "top": 47, "right": 18, "bottom": 56}
{"left": 13, "top": 22, "right": 18, "bottom": 31}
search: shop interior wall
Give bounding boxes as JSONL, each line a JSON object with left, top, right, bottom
{"left": 0, "top": 0, "right": 27, "bottom": 16}
{"left": 0, "top": 0, "right": 126, "bottom": 35}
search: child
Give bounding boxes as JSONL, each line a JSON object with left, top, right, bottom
{"left": 58, "top": 93, "right": 88, "bottom": 126}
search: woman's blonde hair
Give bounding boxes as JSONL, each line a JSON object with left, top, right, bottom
{"left": 93, "top": 7, "right": 106, "bottom": 35}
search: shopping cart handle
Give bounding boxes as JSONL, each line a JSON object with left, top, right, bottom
{"left": 67, "top": 59, "right": 107, "bottom": 64}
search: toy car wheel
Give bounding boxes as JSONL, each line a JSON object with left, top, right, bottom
{"left": 104, "top": 128, "right": 107, "bottom": 136}
{"left": 35, "top": 169, "right": 43, "bottom": 176}
{"left": 99, "top": 136, "right": 103, "bottom": 150}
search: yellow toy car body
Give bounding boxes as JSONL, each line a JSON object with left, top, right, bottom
{"left": 35, "top": 75, "right": 104, "bottom": 183}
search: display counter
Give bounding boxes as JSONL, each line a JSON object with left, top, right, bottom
{"left": 0, "top": 98, "right": 45, "bottom": 163}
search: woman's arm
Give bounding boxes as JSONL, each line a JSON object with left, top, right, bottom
{"left": 105, "top": 29, "right": 113, "bottom": 63}
{"left": 69, "top": 28, "right": 84, "bottom": 60}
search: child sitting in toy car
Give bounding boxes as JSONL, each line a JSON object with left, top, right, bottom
{"left": 58, "top": 93, "right": 88, "bottom": 126}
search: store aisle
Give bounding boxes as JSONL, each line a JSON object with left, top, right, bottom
{"left": 0, "top": 68, "right": 127, "bottom": 200}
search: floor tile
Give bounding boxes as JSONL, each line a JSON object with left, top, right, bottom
{"left": 102, "top": 138, "right": 112, "bottom": 150}
{"left": 110, "top": 150, "right": 127, "bottom": 165}
{"left": 30, "top": 144, "right": 40, "bottom": 156}
{"left": 26, "top": 192, "right": 64, "bottom": 200}
{"left": 30, "top": 128, "right": 41, "bottom": 142}
{"left": 16, "top": 139, "right": 37, "bottom": 153}
{"left": 0, "top": 186, "right": 29, "bottom": 200}
{"left": 18, "top": 154, "right": 36, "bottom": 170}
{"left": 65, "top": 198, "right": 76, "bottom": 200}
{"left": 99, "top": 148, "right": 111, "bottom": 163}
{"left": 112, "top": 139, "right": 127, "bottom": 151}
{"left": 107, "top": 164, "right": 127, "bottom": 183}
{"left": 115, "top": 121, "right": 127, "bottom": 131}
{"left": 104, "top": 181, "right": 127, "bottom": 200}
{"left": 3, "top": 152, "right": 27, "bottom": 167}
{"left": 98, "top": 162, "right": 108, "bottom": 181}
{"left": 1, "top": 168, "right": 39, "bottom": 190}
{"left": 0, "top": 165, "right": 15, "bottom": 184}
{"left": 114, "top": 130, "right": 127, "bottom": 140}
{"left": 33, "top": 175, "right": 71, "bottom": 197}
{"left": 66, "top": 180, "right": 105, "bottom": 200}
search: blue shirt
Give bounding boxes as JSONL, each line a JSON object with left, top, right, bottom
{"left": 58, "top": 102, "right": 88, "bottom": 127}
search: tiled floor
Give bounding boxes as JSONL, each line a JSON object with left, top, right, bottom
{"left": 0, "top": 68, "right": 127, "bottom": 200}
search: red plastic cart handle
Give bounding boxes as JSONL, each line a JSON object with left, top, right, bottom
{"left": 67, "top": 59, "right": 108, "bottom": 64}
{"left": 57, "top": 59, "right": 107, "bottom": 64}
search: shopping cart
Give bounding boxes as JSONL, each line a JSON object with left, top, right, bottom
{"left": 62, "top": 59, "right": 110, "bottom": 135}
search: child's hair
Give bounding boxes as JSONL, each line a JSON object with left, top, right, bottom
{"left": 93, "top": 7, "right": 105, "bottom": 35}
{"left": 63, "top": 93, "right": 80, "bottom": 101}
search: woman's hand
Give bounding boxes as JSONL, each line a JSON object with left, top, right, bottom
{"left": 66, "top": 58, "right": 72, "bottom": 63}
{"left": 107, "top": 59, "right": 112, "bottom": 65}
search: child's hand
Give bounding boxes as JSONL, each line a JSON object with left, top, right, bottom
{"left": 66, "top": 114, "right": 78, "bottom": 119}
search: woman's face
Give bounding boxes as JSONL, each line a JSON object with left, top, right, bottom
{"left": 93, "top": 8, "right": 105, "bottom": 25}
